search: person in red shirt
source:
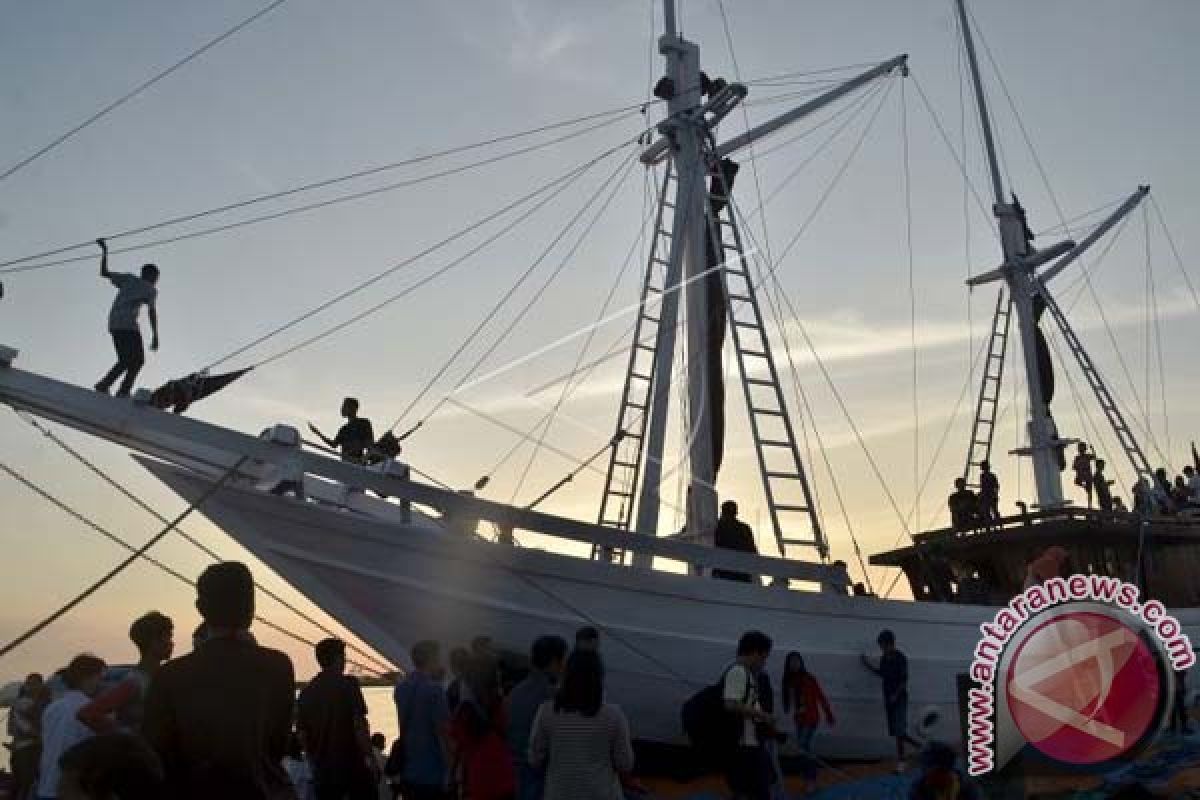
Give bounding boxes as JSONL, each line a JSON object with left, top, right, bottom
{"left": 449, "top": 654, "right": 516, "bottom": 800}
{"left": 78, "top": 612, "right": 174, "bottom": 734}
{"left": 781, "top": 652, "right": 834, "bottom": 794}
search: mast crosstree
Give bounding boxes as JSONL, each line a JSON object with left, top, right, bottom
{"left": 956, "top": 0, "right": 1155, "bottom": 507}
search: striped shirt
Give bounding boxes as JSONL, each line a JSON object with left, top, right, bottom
{"left": 528, "top": 702, "right": 634, "bottom": 800}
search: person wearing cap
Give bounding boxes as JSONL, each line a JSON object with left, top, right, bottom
{"left": 861, "top": 630, "right": 920, "bottom": 771}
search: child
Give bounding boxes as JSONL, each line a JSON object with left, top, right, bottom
{"left": 781, "top": 652, "right": 834, "bottom": 794}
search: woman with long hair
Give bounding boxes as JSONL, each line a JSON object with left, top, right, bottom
{"left": 528, "top": 650, "right": 634, "bottom": 800}
{"left": 450, "top": 654, "right": 516, "bottom": 800}
{"left": 781, "top": 652, "right": 834, "bottom": 794}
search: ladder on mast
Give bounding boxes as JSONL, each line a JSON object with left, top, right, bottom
{"left": 963, "top": 289, "right": 1013, "bottom": 488}
{"left": 594, "top": 163, "right": 677, "bottom": 562}
{"left": 708, "top": 172, "right": 827, "bottom": 560}
{"left": 1036, "top": 282, "right": 1155, "bottom": 484}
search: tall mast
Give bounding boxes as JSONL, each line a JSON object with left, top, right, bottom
{"left": 633, "top": 0, "right": 717, "bottom": 554}
{"left": 956, "top": 0, "right": 1065, "bottom": 508}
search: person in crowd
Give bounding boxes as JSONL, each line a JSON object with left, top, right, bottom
{"left": 78, "top": 612, "right": 173, "bottom": 735}
{"left": 449, "top": 655, "right": 515, "bottom": 800}
{"left": 8, "top": 672, "right": 46, "bottom": 800}
{"left": 978, "top": 462, "right": 1000, "bottom": 527}
{"left": 1072, "top": 443, "right": 1095, "bottom": 507}
{"left": 712, "top": 500, "right": 758, "bottom": 582}
{"left": 507, "top": 635, "right": 568, "bottom": 800}
{"left": 38, "top": 654, "right": 107, "bottom": 799}
{"left": 142, "top": 561, "right": 295, "bottom": 799}
{"left": 283, "top": 732, "right": 315, "bottom": 800}
{"left": 393, "top": 640, "right": 451, "bottom": 800}
{"left": 446, "top": 647, "right": 472, "bottom": 713}
{"left": 1173, "top": 475, "right": 1191, "bottom": 510}
{"left": 56, "top": 733, "right": 165, "bottom": 800}
{"left": 528, "top": 649, "right": 635, "bottom": 800}
{"left": 309, "top": 398, "right": 375, "bottom": 464}
{"left": 719, "top": 631, "right": 775, "bottom": 800}
{"left": 1093, "top": 459, "right": 1115, "bottom": 512}
{"left": 574, "top": 627, "right": 600, "bottom": 654}
{"left": 1133, "top": 478, "right": 1153, "bottom": 515}
{"left": 908, "top": 741, "right": 979, "bottom": 800}
{"left": 1185, "top": 465, "right": 1200, "bottom": 507}
{"left": 781, "top": 652, "right": 834, "bottom": 795}
{"left": 93, "top": 238, "right": 160, "bottom": 397}
{"left": 862, "top": 630, "right": 920, "bottom": 770}
{"left": 296, "top": 638, "right": 378, "bottom": 800}
{"left": 1154, "top": 468, "right": 1175, "bottom": 514}
{"left": 947, "top": 479, "right": 977, "bottom": 533}
{"left": 369, "top": 734, "right": 389, "bottom": 800}
{"left": 752, "top": 663, "right": 787, "bottom": 800}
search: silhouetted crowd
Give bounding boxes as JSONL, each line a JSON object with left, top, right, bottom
{"left": 947, "top": 441, "right": 1200, "bottom": 533}
{"left": 2, "top": 561, "right": 981, "bottom": 800}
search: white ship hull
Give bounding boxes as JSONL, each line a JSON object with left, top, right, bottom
{"left": 140, "top": 459, "right": 1087, "bottom": 760}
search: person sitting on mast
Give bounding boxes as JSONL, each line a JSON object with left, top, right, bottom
{"left": 712, "top": 500, "right": 757, "bottom": 583}
{"left": 978, "top": 461, "right": 1001, "bottom": 528}
{"left": 1072, "top": 442, "right": 1095, "bottom": 508}
{"left": 93, "top": 238, "right": 160, "bottom": 397}
{"left": 309, "top": 397, "right": 375, "bottom": 464}
{"left": 947, "top": 478, "right": 978, "bottom": 533}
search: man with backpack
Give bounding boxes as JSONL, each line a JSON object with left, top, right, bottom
{"left": 721, "top": 631, "right": 776, "bottom": 800}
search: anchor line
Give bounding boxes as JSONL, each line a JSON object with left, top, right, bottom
{"left": 0, "top": 456, "right": 247, "bottom": 661}
{"left": 15, "top": 411, "right": 394, "bottom": 674}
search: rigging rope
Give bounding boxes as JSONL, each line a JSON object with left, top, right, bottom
{"left": 17, "top": 411, "right": 393, "bottom": 673}
{"left": 0, "top": 455, "right": 387, "bottom": 675}
{"left": 1145, "top": 204, "right": 1171, "bottom": 462}
{"left": 207, "top": 135, "right": 638, "bottom": 371}
{"left": 0, "top": 1, "right": 290, "bottom": 185}
{"left": 0, "top": 456, "right": 246, "bottom": 661}
{"left": 966, "top": 5, "right": 1167, "bottom": 471}
{"left": 1150, "top": 195, "right": 1200, "bottom": 315}
{"left": 1, "top": 67, "right": 868, "bottom": 272}
{"left": 507, "top": 164, "right": 657, "bottom": 505}
{"left": 385, "top": 150, "right": 640, "bottom": 437}
{"left": 2, "top": 111, "right": 640, "bottom": 275}
{"left": 900, "top": 74, "right": 921, "bottom": 530}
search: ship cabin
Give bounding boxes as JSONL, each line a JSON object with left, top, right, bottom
{"left": 870, "top": 508, "right": 1200, "bottom": 609}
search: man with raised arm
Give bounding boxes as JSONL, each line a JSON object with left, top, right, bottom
{"left": 94, "top": 238, "right": 160, "bottom": 397}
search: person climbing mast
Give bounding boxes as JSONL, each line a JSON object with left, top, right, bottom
{"left": 94, "top": 238, "right": 160, "bottom": 397}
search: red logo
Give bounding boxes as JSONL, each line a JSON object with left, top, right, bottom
{"left": 1005, "top": 611, "right": 1163, "bottom": 765}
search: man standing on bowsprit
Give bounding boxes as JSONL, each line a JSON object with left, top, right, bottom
{"left": 94, "top": 238, "right": 160, "bottom": 397}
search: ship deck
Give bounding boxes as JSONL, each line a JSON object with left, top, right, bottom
{"left": 870, "top": 508, "right": 1200, "bottom": 607}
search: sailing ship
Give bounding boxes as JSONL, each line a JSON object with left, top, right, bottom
{"left": 2, "top": 0, "right": 1197, "bottom": 760}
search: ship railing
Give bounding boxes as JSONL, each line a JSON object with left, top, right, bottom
{"left": 0, "top": 355, "right": 849, "bottom": 591}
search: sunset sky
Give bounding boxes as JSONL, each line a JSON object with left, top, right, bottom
{"left": 1, "top": 0, "right": 1198, "bottom": 684}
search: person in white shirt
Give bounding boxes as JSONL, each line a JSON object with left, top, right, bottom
{"left": 723, "top": 631, "right": 775, "bottom": 800}
{"left": 38, "top": 654, "right": 107, "bottom": 799}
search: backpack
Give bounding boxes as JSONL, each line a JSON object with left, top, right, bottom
{"left": 681, "top": 665, "right": 747, "bottom": 759}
